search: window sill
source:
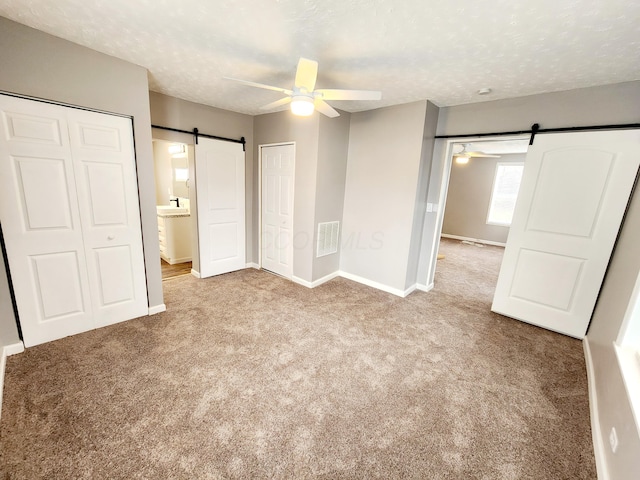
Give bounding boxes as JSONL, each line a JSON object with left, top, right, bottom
{"left": 615, "top": 343, "right": 640, "bottom": 437}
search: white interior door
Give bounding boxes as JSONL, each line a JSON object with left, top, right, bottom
{"left": 492, "top": 130, "right": 640, "bottom": 338}
{"left": 0, "top": 94, "right": 148, "bottom": 347}
{"left": 195, "top": 138, "right": 245, "bottom": 278}
{"left": 261, "top": 144, "right": 294, "bottom": 278}
{"left": 67, "top": 109, "right": 148, "bottom": 328}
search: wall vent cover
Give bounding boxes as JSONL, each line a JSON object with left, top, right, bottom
{"left": 317, "top": 221, "right": 340, "bottom": 257}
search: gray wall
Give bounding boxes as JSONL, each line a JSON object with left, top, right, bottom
{"left": 442, "top": 153, "right": 526, "bottom": 244}
{"left": 341, "top": 101, "right": 427, "bottom": 293}
{"left": 253, "top": 111, "right": 320, "bottom": 283}
{"left": 420, "top": 80, "right": 640, "bottom": 479}
{"left": 405, "top": 101, "right": 439, "bottom": 290}
{"left": 0, "top": 17, "right": 164, "bottom": 343}
{"left": 149, "top": 92, "right": 255, "bottom": 266}
{"left": 0, "top": 246, "right": 20, "bottom": 346}
{"left": 313, "top": 113, "right": 351, "bottom": 281}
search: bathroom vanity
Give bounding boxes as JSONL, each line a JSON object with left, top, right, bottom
{"left": 157, "top": 207, "right": 192, "bottom": 264}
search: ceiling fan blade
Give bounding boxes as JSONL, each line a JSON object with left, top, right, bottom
{"left": 259, "top": 97, "right": 292, "bottom": 110}
{"left": 294, "top": 58, "right": 318, "bottom": 92}
{"left": 468, "top": 152, "right": 501, "bottom": 158}
{"left": 315, "top": 89, "right": 382, "bottom": 101}
{"left": 314, "top": 99, "right": 340, "bottom": 118}
{"left": 223, "top": 77, "right": 292, "bottom": 95}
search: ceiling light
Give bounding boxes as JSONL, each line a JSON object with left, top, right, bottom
{"left": 455, "top": 156, "right": 470, "bottom": 165}
{"left": 290, "top": 95, "right": 314, "bottom": 116}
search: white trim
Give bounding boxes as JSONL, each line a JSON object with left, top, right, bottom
{"left": 584, "top": 338, "right": 610, "bottom": 480}
{"left": 148, "top": 304, "right": 166, "bottom": 315}
{"left": 293, "top": 271, "right": 341, "bottom": 289}
{"left": 441, "top": 233, "right": 507, "bottom": 248}
{"left": 615, "top": 344, "right": 640, "bottom": 437}
{"left": 191, "top": 269, "right": 201, "bottom": 278}
{"left": 338, "top": 271, "right": 412, "bottom": 298}
{"left": 1, "top": 342, "right": 24, "bottom": 420}
{"left": 246, "top": 262, "right": 260, "bottom": 269}
{"left": 416, "top": 283, "right": 434, "bottom": 293}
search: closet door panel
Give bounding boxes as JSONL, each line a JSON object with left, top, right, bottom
{"left": 67, "top": 109, "right": 148, "bottom": 327}
{"left": 0, "top": 96, "right": 93, "bottom": 347}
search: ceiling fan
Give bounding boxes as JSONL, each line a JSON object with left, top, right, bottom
{"left": 453, "top": 144, "right": 500, "bottom": 164}
{"left": 224, "top": 57, "right": 382, "bottom": 118}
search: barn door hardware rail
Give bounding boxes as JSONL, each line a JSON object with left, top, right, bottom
{"left": 152, "top": 125, "right": 246, "bottom": 151}
{"left": 435, "top": 122, "right": 640, "bottom": 146}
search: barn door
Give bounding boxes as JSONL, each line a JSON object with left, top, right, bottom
{"left": 194, "top": 138, "right": 246, "bottom": 278}
{"left": 492, "top": 130, "right": 640, "bottom": 338}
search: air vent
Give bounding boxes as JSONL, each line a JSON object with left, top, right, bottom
{"left": 317, "top": 221, "right": 340, "bottom": 257}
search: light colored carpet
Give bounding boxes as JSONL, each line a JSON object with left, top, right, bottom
{"left": 0, "top": 239, "right": 596, "bottom": 478}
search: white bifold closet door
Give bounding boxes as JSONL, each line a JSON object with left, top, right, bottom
{"left": 0, "top": 94, "right": 148, "bottom": 347}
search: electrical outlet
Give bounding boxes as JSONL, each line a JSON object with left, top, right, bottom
{"left": 609, "top": 427, "right": 618, "bottom": 453}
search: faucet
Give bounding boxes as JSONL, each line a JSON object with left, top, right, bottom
{"left": 170, "top": 197, "right": 180, "bottom": 207}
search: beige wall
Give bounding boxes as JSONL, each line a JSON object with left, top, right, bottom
{"left": 442, "top": 153, "right": 525, "bottom": 244}
{"left": 0, "top": 17, "right": 164, "bottom": 344}
{"left": 341, "top": 101, "right": 427, "bottom": 293}
{"left": 421, "top": 80, "right": 640, "bottom": 479}
{"left": 253, "top": 111, "right": 320, "bottom": 282}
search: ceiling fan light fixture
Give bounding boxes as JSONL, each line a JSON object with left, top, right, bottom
{"left": 290, "top": 95, "right": 314, "bottom": 116}
{"left": 455, "top": 155, "right": 470, "bottom": 165}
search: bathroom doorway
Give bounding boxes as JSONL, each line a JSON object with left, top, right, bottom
{"left": 152, "top": 139, "right": 195, "bottom": 280}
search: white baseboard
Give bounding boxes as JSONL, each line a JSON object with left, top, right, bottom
{"left": 1, "top": 342, "right": 24, "bottom": 420}
{"left": 191, "top": 269, "right": 201, "bottom": 278}
{"left": 417, "top": 283, "right": 434, "bottom": 293}
{"left": 292, "top": 271, "right": 340, "bottom": 289}
{"left": 441, "top": 233, "right": 506, "bottom": 248}
{"left": 4, "top": 342, "right": 24, "bottom": 356}
{"left": 584, "top": 338, "right": 609, "bottom": 480}
{"left": 338, "top": 271, "right": 411, "bottom": 298}
{"left": 246, "top": 262, "right": 260, "bottom": 269}
{"left": 148, "top": 304, "right": 166, "bottom": 315}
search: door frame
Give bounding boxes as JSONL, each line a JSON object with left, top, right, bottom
{"left": 258, "top": 142, "right": 296, "bottom": 276}
{"left": 424, "top": 134, "right": 529, "bottom": 288}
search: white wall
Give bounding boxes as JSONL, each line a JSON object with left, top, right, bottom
{"left": 341, "top": 101, "right": 427, "bottom": 294}
{"left": 0, "top": 17, "right": 164, "bottom": 342}
{"left": 421, "top": 80, "right": 640, "bottom": 479}
{"left": 587, "top": 182, "right": 640, "bottom": 479}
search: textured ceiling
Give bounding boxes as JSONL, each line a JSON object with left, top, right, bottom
{"left": 1, "top": 0, "right": 639, "bottom": 116}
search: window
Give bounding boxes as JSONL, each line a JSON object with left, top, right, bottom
{"left": 487, "top": 163, "right": 524, "bottom": 226}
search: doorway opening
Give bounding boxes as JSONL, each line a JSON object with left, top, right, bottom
{"left": 152, "top": 139, "right": 195, "bottom": 281}
{"left": 429, "top": 137, "right": 529, "bottom": 307}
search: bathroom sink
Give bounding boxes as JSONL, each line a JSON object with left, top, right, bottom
{"left": 157, "top": 205, "right": 188, "bottom": 215}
